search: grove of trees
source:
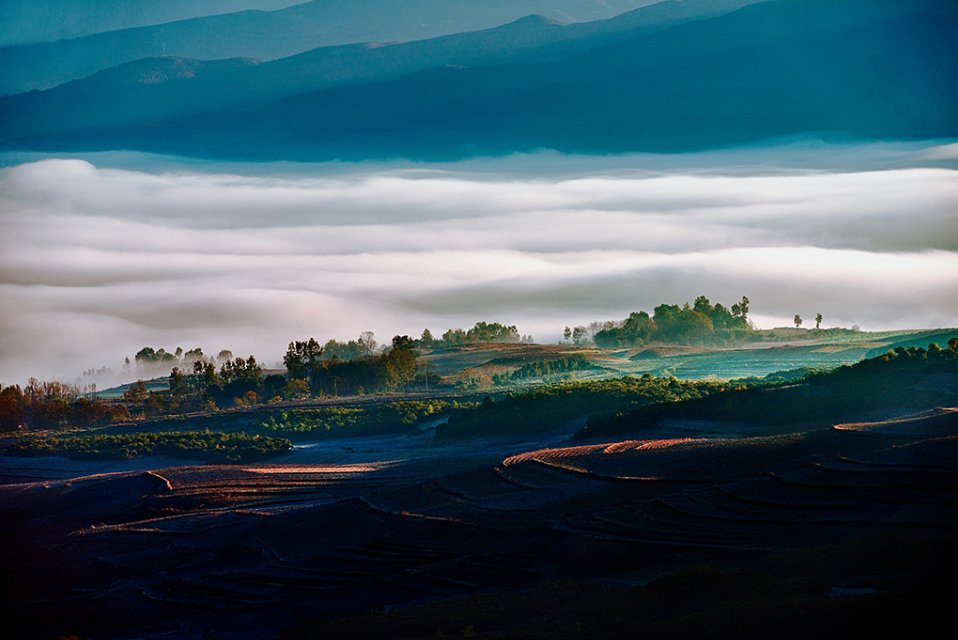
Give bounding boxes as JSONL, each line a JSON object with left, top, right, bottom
{"left": 418, "top": 322, "right": 526, "bottom": 348}
{"left": 283, "top": 333, "right": 420, "bottom": 397}
{"left": 593, "top": 296, "right": 752, "bottom": 347}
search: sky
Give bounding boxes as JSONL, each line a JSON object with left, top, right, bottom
{"left": 1, "top": 141, "right": 956, "bottom": 385}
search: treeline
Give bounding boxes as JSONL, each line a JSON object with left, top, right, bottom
{"left": 579, "top": 338, "right": 958, "bottom": 439}
{"left": 0, "top": 332, "right": 426, "bottom": 432}
{"left": 167, "top": 333, "right": 424, "bottom": 409}
{"left": 589, "top": 296, "right": 753, "bottom": 347}
{"left": 0, "top": 379, "right": 130, "bottom": 432}
{"left": 0, "top": 354, "right": 273, "bottom": 431}
{"left": 131, "top": 345, "right": 235, "bottom": 378}
{"left": 164, "top": 353, "right": 268, "bottom": 410}
{"left": 149, "top": 333, "right": 421, "bottom": 411}
{"left": 315, "top": 331, "right": 379, "bottom": 361}
{"left": 415, "top": 322, "right": 533, "bottom": 348}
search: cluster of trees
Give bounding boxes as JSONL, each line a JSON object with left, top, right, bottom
{"left": 131, "top": 345, "right": 233, "bottom": 377}
{"left": 3, "top": 332, "right": 426, "bottom": 434}
{"left": 317, "top": 332, "right": 378, "bottom": 361}
{"left": 416, "top": 322, "right": 532, "bottom": 348}
{"left": 0, "top": 378, "right": 129, "bottom": 432}
{"left": 591, "top": 296, "right": 753, "bottom": 347}
{"left": 9, "top": 320, "right": 542, "bottom": 433}
{"left": 792, "top": 313, "right": 824, "bottom": 329}
{"left": 166, "top": 354, "right": 267, "bottom": 409}
{"left": 283, "top": 334, "right": 421, "bottom": 397}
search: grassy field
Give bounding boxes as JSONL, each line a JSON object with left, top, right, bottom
{"left": 423, "top": 329, "right": 951, "bottom": 386}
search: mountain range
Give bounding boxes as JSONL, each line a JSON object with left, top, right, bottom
{"left": 1, "top": 0, "right": 955, "bottom": 162}
{"left": 0, "top": 0, "right": 658, "bottom": 94}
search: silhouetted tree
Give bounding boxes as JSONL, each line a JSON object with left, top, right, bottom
{"left": 124, "top": 381, "right": 148, "bottom": 401}
{"left": 168, "top": 367, "right": 189, "bottom": 398}
{"left": 262, "top": 374, "right": 286, "bottom": 401}
{"left": 815, "top": 313, "right": 823, "bottom": 329}
{"left": 0, "top": 384, "right": 25, "bottom": 432}
{"left": 218, "top": 356, "right": 263, "bottom": 405}
{"left": 572, "top": 326, "right": 589, "bottom": 346}
{"left": 419, "top": 328, "right": 435, "bottom": 347}
{"left": 794, "top": 314, "right": 803, "bottom": 329}
{"left": 284, "top": 339, "right": 323, "bottom": 386}
{"left": 183, "top": 348, "right": 204, "bottom": 364}
{"left": 358, "top": 331, "right": 377, "bottom": 356}
{"left": 731, "top": 296, "right": 750, "bottom": 321}
{"left": 192, "top": 360, "right": 219, "bottom": 391}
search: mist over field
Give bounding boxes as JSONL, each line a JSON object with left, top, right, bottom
{"left": 2, "top": 142, "right": 956, "bottom": 384}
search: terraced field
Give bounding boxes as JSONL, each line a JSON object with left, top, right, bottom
{"left": 3, "top": 404, "right": 956, "bottom": 639}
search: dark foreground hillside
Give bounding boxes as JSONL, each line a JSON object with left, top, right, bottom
{"left": 2, "top": 347, "right": 956, "bottom": 638}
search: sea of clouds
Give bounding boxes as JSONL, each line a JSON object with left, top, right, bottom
{"left": 1, "top": 142, "right": 956, "bottom": 384}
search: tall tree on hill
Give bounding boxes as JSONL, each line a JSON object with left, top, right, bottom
{"left": 382, "top": 335, "right": 418, "bottom": 389}
{"left": 419, "top": 328, "right": 435, "bottom": 347}
{"left": 815, "top": 313, "right": 823, "bottom": 329}
{"left": 794, "top": 315, "right": 803, "bottom": 329}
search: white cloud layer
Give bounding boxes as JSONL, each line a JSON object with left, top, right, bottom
{"left": 1, "top": 146, "right": 957, "bottom": 384}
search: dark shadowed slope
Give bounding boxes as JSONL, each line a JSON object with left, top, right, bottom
{"left": 0, "top": 0, "right": 668, "bottom": 94}
{"left": 5, "top": 0, "right": 954, "bottom": 161}
{"left": 579, "top": 342, "right": 958, "bottom": 439}
{"left": 4, "top": 401, "right": 956, "bottom": 638}
{"left": 0, "top": 0, "right": 761, "bottom": 140}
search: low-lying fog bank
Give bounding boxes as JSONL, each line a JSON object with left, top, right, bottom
{"left": 1, "top": 141, "right": 956, "bottom": 384}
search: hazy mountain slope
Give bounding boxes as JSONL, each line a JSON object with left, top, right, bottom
{"left": 0, "top": 1, "right": 303, "bottom": 46}
{"left": 0, "top": 0, "right": 663, "bottom": 94}
{"left": 17, "top": 0, "right": 950, "bottom": 161}
{"left": 0, "top": 1, "right": 762, "bottom": 138}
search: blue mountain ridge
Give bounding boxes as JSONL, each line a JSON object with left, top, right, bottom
{"left": 2, "top": 0, "right": 955, "bottom": 161}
